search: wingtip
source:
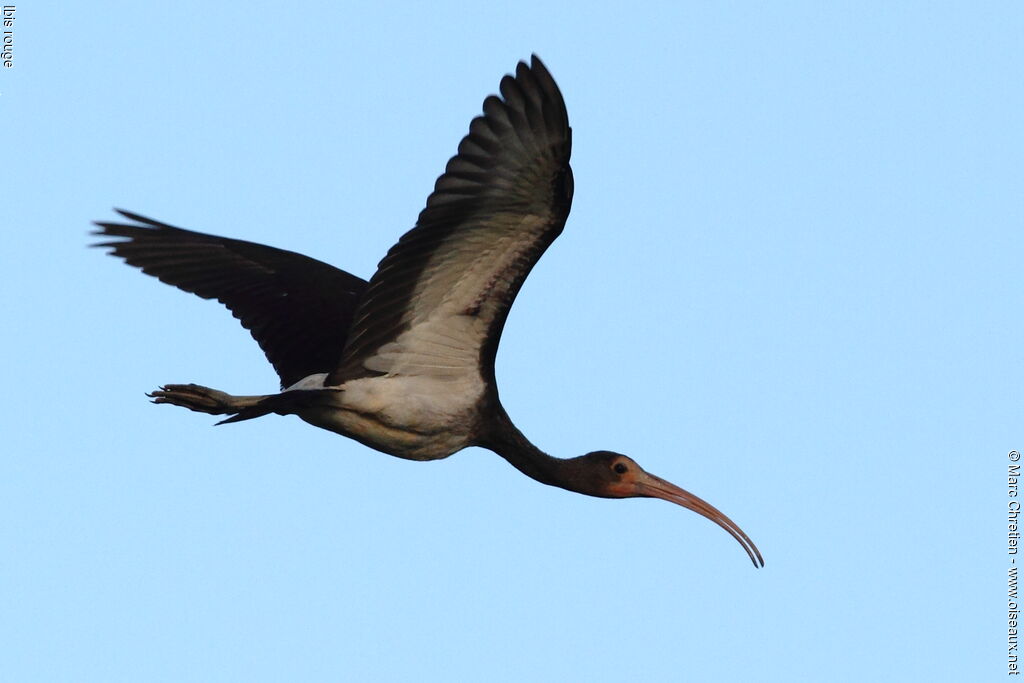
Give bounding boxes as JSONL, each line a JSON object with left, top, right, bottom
{"left": 113, "top": 208, "right": 151, "bottom": 224}
{"left": 528, "top": 54, "right": 551, "bottom": 78}
{"left": 90, "top": 219, "right": 121, "bottom": 247}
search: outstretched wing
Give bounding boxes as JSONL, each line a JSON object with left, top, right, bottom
{"left": 93, "top": 210, "right": 367, "bottom": 388}
{"left": 328, "top": 55, "right": 573, "bottom": 388}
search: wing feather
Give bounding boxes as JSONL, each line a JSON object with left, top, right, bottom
{"left": 93, "top": 210, "right": 367, "bottom": 388}
{"left": 329, "top": 56, "right": 573, "bottom": 387}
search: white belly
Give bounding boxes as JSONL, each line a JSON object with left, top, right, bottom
{"left": 291, "top": 373, "right": 485, "bottom": 461}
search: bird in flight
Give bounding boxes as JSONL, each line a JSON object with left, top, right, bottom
{"left": 95, "top": 56, "right": 763, "bottom": 567}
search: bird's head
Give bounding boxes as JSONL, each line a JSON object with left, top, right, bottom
{"left": 573, "top": 450, "right": 764, "bottom": 567}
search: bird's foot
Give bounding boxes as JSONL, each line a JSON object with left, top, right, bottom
{"left": 147, "top": 383, "right": 238, "bottom": 415}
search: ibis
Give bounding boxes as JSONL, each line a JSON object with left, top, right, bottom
{"left": 95, "top": 56, "right": 763, "bottom": 567}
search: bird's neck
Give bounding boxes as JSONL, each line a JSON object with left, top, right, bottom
{"left": 483, "top": 405, "right": 577, "bottom": 491}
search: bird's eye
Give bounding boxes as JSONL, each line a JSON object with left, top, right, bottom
{"left": 613, "top": 462, "right": 628, "bottom": 475}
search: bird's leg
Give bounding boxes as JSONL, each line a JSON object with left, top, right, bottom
{"left": 147, "top": 383, "right": 267, "bottom": 416}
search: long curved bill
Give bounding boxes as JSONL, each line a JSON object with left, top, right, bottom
{"left": 638, "top": 473, "right": 764, "bottom": 568}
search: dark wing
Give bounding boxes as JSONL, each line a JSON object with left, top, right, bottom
{"left": 93, "top": 209, "right": 367, "bottom": 388}
{"left": 328, "top": 55, "right": 573, "bottom": 387}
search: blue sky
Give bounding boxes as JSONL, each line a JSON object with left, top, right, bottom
{"left": 2, "top": 2, "right": 1020, "bottom": 681}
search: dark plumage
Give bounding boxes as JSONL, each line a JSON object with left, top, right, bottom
{"left": 94, "top": 210, "right": 366, "bottom": 389}
{"left": 94, "top": 56, "right": 763, "bottom": 567}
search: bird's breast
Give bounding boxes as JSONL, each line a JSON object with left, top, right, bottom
{"left": 297, "top": 373, "right": 485, "bottom": 461}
